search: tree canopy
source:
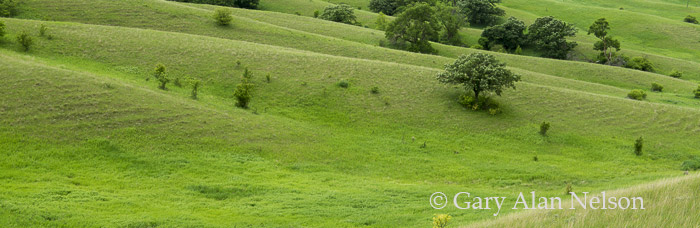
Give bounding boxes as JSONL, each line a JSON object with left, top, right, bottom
{"left": 527, "top": 16, "right": 578, "bottom": 59}
{"left": 457, "top": 0, "right": 505, "bottom": 25}
{"left": 481, "top": 16, "right": 526, "bottom": 52}
{"left": 436, "top": 53, "right": 520, "bottom": 101}
{"left": 588, "top": 18, "right": 621, "bottom": 64}
{"left": 320, "top": 4, "right": 358, "bottom": 25}
{"left": 385, "top": 3, "right": 441, "bottom": 53}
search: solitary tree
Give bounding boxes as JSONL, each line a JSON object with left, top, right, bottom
{"left": 528, "top": 16, "right": 578, "bottom": 59}
{"left": 481, "top": 16, "right": 526, "bottom": 52}
{"left": 457, "top": 0, "right": 505, "bottom": 25}
{"left": 435, "top": 3, "right": 464, "bottom": 45}
{"left": 385, "top": 3, "right": 440, "bottom": 53}
{"left": 234, "top": 68, "right": 254, "bottom": 108}
{"left": 436, "top": 53, "right": 520, "bottom": 101}
{"left": 320, "top": 4, "right": 357, "bottom": 25}
{"left": 153, "top": 64, "right": 169, "bottom": 90}
{"left": 588, "top": 18, "right": 621, "bottom": 64}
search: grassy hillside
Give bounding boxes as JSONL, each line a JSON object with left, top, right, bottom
{"left": 467, "top": 173, "right": 700, "bottom": 227}
{"left": 1, "top": 0, "right": 699, "bottom": 227}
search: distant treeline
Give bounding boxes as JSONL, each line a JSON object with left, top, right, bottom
{"left": 167, "top": 0, "right": 259, "bottom": 9}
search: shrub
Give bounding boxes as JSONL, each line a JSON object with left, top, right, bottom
{"left": 265, "top": 73, "right": 271, "bottom": 83}
{"left": 565, "top": 183, "right": 572, "bottom": 195}
{"left": 488, "top": 107, "right": 501, "bottom": 115}
{"left": 684, "top": 15, "right": 699, "bottom": 24}
{"left": 470, "top": 44, "right": 483, "bottom": 50}
{"left": 337, "top": 80, "right": 349, "bottom": 88}
{"left": 213, "top": 8, "right": 233, "bottom": 26}
{"left": 153, "top": 64, "right": 169, "bottom": 90}
{"left": 0, "top": 21, "right": 5, "bottom": 38}
{"left": 681, "top": 157, "right": 700, "bottom": 171}
{"left": 39, "top": 24, "right": 47, "bottom": 37}
{"left": 669, "top": 70, "right": 683, "bottom": 78}
{"left": 234, "top": 74, "right": 254, "bottom": 108}
{"left": 651, "top": 83, "right": 663, "bottom": 92}
{"left": 694, "top": 85, "right": 700, "bottom": 99}
{"left": 625, "top": 57, "right": 655, "bottom": 72}
{"left": 319, "top": 4, "right": 357, "bottom": 25}
{"left": 627, "top": 89, "right": 647, "bottom": 100}
{"left": 17, "top": 31, "right": 32, "bottom": 52}
{"left": 189, "top": 78, "right": 201, "bottom": 99}
{"left": 0, "top": 0, "right": 20, "bottom": 17}
{"left": 458, "top": 94, "right": 501, "bottom": 113}
{"left": 539, "top": 122, "right": 550, "bottom": 136}
{"left": 514, "top": 45, "right": 522, "bottom": 55}
{"left": 370, "top": 86, "right": 379, "bottom": 94}
{"left": 432, "top": 214, "right": 451, "bottom": 228}
{"left": 533, "top": 155, "right": 538, "bottom": 162}
{"left": 634, "top": 137, "right": 643, "bottom": 156}
{"left": 313, "top": 10, "right": 320, "bottom": 18}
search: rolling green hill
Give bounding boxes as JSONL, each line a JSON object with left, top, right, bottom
{"left": 1, "top": 0, "right": 699, "bottom": 227}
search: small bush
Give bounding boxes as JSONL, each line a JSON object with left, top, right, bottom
{"left": 39, "top": 24, "right": 47, "bottom": 37}
{"left": 432, "top": 214, "right": 451, "bottom": 228}
{"left": 234, "top": 81, "right": 253, "bottom": 108}
{"left": 0, "top": 0, "right": 20, "bottom": 17}
{"left": 634, "top": 137, "right": 643, "bottom": 156}
{"left": 0, "top": 21, "right": 5, "bottom": 38}
{"left": 470, "top": 44, "right": 483, "bottom": 50}
{"left": 669, "top": 70, "right": 683, "bottom": 78}
{"left": 539, "top": 122, "right": 550, "bottom": 136}
{"left": 625, "top": 57, "right": 655, "bottom": 72}
{"left": 189, "top": 78, "right": 201, "bottom": 100}
{"left": 174, "top": 77, "right": 182, "bottom": 88}
{"left": 565, "top": 183, "right": 572, "bottom": 195}
{"left": 533, "top": 155, "right": 538, "bottom": 162}
{"left": 488, "top": 107, "right": 501, "bottom": 116}
{"left": 684, "top": 15, "right": 699, "bottom": 24}
{"left": 370, "top": 86, "right": 379, "bottom": 94}
{"left": 313, "top": 10, "right": 320, "bottom": 18}
{"left": 17, "top": 31, "right": 33, "bottom": 52}
{"left": 265, "top": 73, "right": 271, "bottom": 83}
{"left": 514, "top": 45, "right": 523, "bottom": 55}
{"left": 627, "top": 89, "right": 647, "bottom": 100}
{"left": 681, "top": 157, "right": 700, "bottom": 171}
{"left": 458, "top": 94, "right": 501, "bottom": 114}
{"left": 337, "top": 80, "right": 349, "bottom": 88}
{"left": 694, "top": 85, "right": 700, "bottom": 99}
{"left": 153, "top": 64, "right": 169, "bottom": 90}
{"left": 651, "top": 83, "right": 663, "bottom": 92}
{"left": 213, "top": 8, "right": 233, "bottom": 26}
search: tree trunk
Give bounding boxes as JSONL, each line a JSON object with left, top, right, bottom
{"left": 473, "top": 88, "right": 480, "bottom": 101}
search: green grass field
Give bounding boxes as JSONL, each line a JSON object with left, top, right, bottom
{"left": 1, "top": 0, "right": 699, "bottom": 227}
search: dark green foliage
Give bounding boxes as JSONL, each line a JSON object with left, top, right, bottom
{"left": 265, "top": 73, "right": 271, "bottom": 83}
{"left": 481, "top": 16, "right": 526, "bottom": 52}
{"left": 477, "top": 37, "right": 490, "bottom": 50}
{"left": 684, "top": 15, "right": 698, "bottom": 24}
{"left": 565, "top": 183, "right": 572, "bottom": 195}
{"left": 213, "top": 8, "right": 233, "bottom": 26}
{"left": 651, "top": 83, "right": 663, "bottom": 92}
{"left": 370, "top": 86, "right": 379, "bottom": 94}
{"left": 694, "top": 85, "right": 700, "bottom": 99}
{"left": 539, "top": 122, "right": 550, "bottom": 136}
{"left": 634, "top": 137, "right": 643, "bottom": 156}
{"left": 153, "top": 64, "right": 169, "bottom": 90}
{"left": 385, "top": 3, "right": 440, "bottom": 54}
{"left": 376, "top": 12, "right": 388, "bottom": 30}
{"left": 669, "top": 70, "right": 683, "bottom": 79}
{"left": 0, "top": 0, "right": 20, "bottom": 17}
{"left": 320, "top": 4, "right": 357, "bottom": 25}
{"left": 625, "top": 57, "right": 655, "bottom": 72}
{"left": 337, "top": 80, "right": 349, "bottom": 88}
{"left": 681, "top": 157, "right": 700, "bottom": 171}
{"left": 533, "top": 155, "right": 538, "bottom": 162}
{"left": 435, "top": 4, "right": 464, "bottom": 46}
{"left": 458, "top": 94, "right": 500, "bottom": 112}
{"left": 527, "top": 16, "right": 578, "bottom": 59}
{"left": 588, "top": 18, "right": 621, "bottom": 64}
{"left": 167, "top": 0, "right": 259, "bottom": 9}
{"left": 17, "top": 31, "right": 33, "bottom": 52}
{"left": 369, "top": 0, "right": 436, "bottom": 16}
{"left": 437, "top": 53, "right": 521, "bottom": 102}
{"left": 313, "top": 10, "right": 320, "bottom": 18}
{"left": 627, "top": 89, "right": 647, "bottom": 100}
{"left": 0, "top": 20, "right": 5, "bottom": 38}
{"left": 457, "top": 0, "right": 504, "bottom": 25}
